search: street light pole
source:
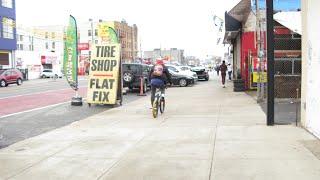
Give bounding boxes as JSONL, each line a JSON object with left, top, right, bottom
{"left": 90, "top": 19, "right": 94, "bottom": 46}
{"left": 266, "top": 0, "right": 274, "bottom": 126}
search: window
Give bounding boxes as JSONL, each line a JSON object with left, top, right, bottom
{"left": 29, "top": 45, "right": 32, "bottom": 51}
{"left": 88, "top": 30, "right": 92, "bottom": 36}
{"left": 122, "top": 64, "right": 139, "bottom": 74}
{"left": 45, "top": 42, "right": 49, "bottom": 49}
{"left": 2, "top": 0, "right": 13, "bottom": 8}
{"left": 181, "top": 67, "right": 190, "bottom": 71}
{"left": 95, "top": 40, "right": 98, "bottom": 44}
{"left": 4, "top": 70, "right": 11, "bottom": 76}
{"left": 2, "top": 17, "right": 14, "bottom": 39}
{"left": 0, "top": 52, "right": 9, "bottom": 65}
{"left": 11, "top": 70, "right": 17, "bottom": 75}
{"left": 168, "top": 66, "right": 177, "bottom": 72}
{"left": 19, "top": 35, "right": 23, "bottom": 41}
{"left": 52, "top": 42, "right": 55, "bottom": 49}
{"left": 45, "top": 32, "right": 48, "bottom": 39}
{"left": 51, "top": 32, "right": 55, "bottom": 39}
{"left": 95, "top": 29, "right": 98, "bottom": 36}
{"left": 17, "top": 44, "right": 23, "bottom": 50}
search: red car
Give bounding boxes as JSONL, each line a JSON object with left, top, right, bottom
{"left": 0, "top": 69, "right": 24, "bottom": 87}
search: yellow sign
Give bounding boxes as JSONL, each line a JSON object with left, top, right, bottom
{"left": 252, "top": 72, "right": 267, "bottom": 83}
{"left": 98, "top": 22, "right": 115, "bottom": 42}
{"left": 87, "top": 44, "right": 121, "bottom": 104}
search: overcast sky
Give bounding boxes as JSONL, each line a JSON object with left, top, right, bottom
{"left": 16, "top": 0, "right": 240, "bottom": 58}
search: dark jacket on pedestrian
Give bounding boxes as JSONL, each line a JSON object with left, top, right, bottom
{"left": 220, "top": 64, "right": 228, "bottom": 75}
{"left": 149, "top": 65, "right": 172, "bottom": 84}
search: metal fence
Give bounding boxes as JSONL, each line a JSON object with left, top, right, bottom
{"left": 273, "top": 32, "right": 301, "bottom": 99}
{"left": 275, "top": 58, "right": 301, "bottom": 75}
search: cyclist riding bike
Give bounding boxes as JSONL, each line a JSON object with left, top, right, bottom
{"left": 149, "top": 58, "right": 172, "bottom": 107}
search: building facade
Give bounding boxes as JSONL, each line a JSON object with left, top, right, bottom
{"left": 114, "top": 20, "right": 138, "bottom": 62}
{"left": 144, "top": 48, "right": 185, "bottom": 64}
{"left": 301, "top": 0, "right": 320, "bottom": 139}
{"left": 15, "top": 25, "right": 64, "bottom": 79}
{"left": 0, "top": 0, "right": 16, "bottom": 69}
{"left": 185, "top": 56, "right": 200, "bottom": 66}
{"left": 78, "top": 19, "right": 138, "bottom": 64}
{"left": 224, "top": 0, "right": 301, "bottom": 93}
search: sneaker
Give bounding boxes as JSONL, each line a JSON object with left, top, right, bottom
{"left": 223, "top": 85, "right": 226, "bottom": 88}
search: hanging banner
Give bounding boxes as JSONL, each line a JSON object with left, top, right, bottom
{"left": 63, "top": 15, "right": 78, "bottom": 90}
{"left": 87, "top": 44, "right": 121, "bottom": 104}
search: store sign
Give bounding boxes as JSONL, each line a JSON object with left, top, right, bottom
{"left": 252, "top": 72, "right": 267, "bottom": 83}
{"left": 41, "top": 55, "right": 57, "bottom": 64}
{"left": 78, "top": 43, "right": 89, "bottom": 51}
{"left": 87, "top": 44, "right": 120, "bottom": 104}
{"left": 98, "top": 22, "right": 118, "bottom": 43}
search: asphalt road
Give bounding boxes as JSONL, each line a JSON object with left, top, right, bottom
{"left": 0, "top": 77, "right": 88, "bottom": 99}
{"left": 0, "top": 77, "right": 144, "bottom": 148}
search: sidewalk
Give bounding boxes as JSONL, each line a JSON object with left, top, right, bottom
{"left": 0, "top": 76, "right": 319, "bottom": 180}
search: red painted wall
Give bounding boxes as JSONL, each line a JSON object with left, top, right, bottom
{"left": 241, "top": 32, "right": 257, "bottom": 89}
{"left": 238, "top": 26, "right": 296, "bottom": 90}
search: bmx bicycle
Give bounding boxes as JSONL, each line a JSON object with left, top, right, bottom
{"left": 152, "top": 86, "right": 167, "bottom": 118}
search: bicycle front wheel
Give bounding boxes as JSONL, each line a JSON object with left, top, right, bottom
{"left": 160, "top": 99, "right": 165, "bottom": 114}
{"left": 152, "top": 100, "right": 159, "bottom": 118}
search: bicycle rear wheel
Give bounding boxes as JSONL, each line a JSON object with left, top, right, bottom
{"left": 160, "top": 98, "right": 165, "bottom": 114}
{"left": 152, "top": 100, "right": 159, "bottom": 118}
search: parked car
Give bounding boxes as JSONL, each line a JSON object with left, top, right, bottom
{"left": 122, "top": 63, "right": 150, "bottom": 92}
{"left": 0, "top": 69, "right": 24, "bottom": 87}
{"left": 166, "top": 65, "right": 198, "bottom": 81}
{"left": 40, "top": 69, "right": 63, "bottom": 78}
{"left": 179, "top": 65, "right": 198, "bottom": 81}
{"left": 168, "top": 69, "right": 194, "bottom": 87}
{"left": 191, "top": 66, "right": 209, "bottom": 81}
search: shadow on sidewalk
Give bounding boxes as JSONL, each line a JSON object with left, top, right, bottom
{"left": 246, "top": 91, "right": 300, "bottom": 125}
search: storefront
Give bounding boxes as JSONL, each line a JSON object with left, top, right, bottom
{"left": 224, "top": 0, "right": 301, "bottom": 91}
{"left": 0, "top": 51, "right": 12, "bottom": 69}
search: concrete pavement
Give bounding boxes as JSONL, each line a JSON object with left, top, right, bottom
{"left": 0, "top": 76, "right": 319, "bottom": 180}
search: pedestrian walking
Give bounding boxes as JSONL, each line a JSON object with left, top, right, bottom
{"left": 215, "top": 65, "right": 220, "bottom": 76}
{"left": 219, "top": 61, "right": 228, "bottom": 88}
{"left": 227, "top": 63, "right": 232, "bottom": 81}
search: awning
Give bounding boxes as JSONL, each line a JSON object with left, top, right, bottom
{"left": 274, "top": 11, "right": 301, "bottom": 35}
{"left": 228, "top": 0, "right": 251, "bottom": 22}
{"left": 223, "top": 0, "right": 251, "bottom": 44}
{"left": 223, "top": 11, "right": 241, "bottom": 44}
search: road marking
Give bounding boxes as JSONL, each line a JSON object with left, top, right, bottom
{"left": 0, "top": 86, "right": 87, "bottom": 100}
{"left": 0, "top": 98, "right": 87, "bottom": 119}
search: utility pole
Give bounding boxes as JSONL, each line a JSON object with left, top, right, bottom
{"left": 89, "top": 19, "right": 94, "bottom": 62}
{"left": 256, "top": 0, "right": 262, "bottom": 102}
{"left": 266, "top": 0, "right": 275, "bottom": 126}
